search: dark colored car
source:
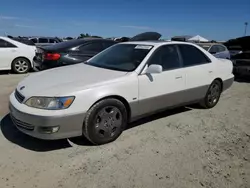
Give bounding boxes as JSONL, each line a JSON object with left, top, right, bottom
{"left": 33, "top": 32, "right": 161, "bottom": 71}
{"left": 228, "top": 36, "right": 250, "bottom": 77}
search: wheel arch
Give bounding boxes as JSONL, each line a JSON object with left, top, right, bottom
{"left": 213, "top": 77, "right": 223, "bottom": 90}
{"left": 11, "top": 56, "right": 32, "bottom": 68}
{"left": 89, "top": 95, "right": 132, "bottom": 121}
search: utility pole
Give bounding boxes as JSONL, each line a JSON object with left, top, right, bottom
{"left": 244, "top": 22, "right": 248, "bottom": 36}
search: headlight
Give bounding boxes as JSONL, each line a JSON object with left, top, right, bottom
{"left": 25, "top": 96, "right": 75, "bottom": 110}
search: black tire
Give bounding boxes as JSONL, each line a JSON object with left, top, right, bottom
{"left": 199, "top": 80, "right": 222, "bottom": 109}
{"left": 83, "top": 98, "right": 128, "bottom": 145}
{"left": 12, "top": 58, "right": 31, "bottom": 74}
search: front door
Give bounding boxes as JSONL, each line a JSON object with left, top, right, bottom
{"left": 138, "top": 45, "right": 186, "bottom": 115}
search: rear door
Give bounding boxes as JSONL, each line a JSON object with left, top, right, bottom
{"left": 177, "top": 44, "right": 215, "bottom": 102}
{"left": 0, "top": 39, "right": 18, "bottom": 69}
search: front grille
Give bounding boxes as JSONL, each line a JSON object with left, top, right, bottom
{"left": 15, "top": 90, "right": 25, "bottom": 103}
{"left": 11, "top": 115, "right": 34, "bottom": 131}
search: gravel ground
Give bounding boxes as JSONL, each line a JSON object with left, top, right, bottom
{"left": 0, "top": 73, "right": 249, "bottom": 188}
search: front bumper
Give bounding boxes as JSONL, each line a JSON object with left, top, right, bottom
{"left": 9, "top": 101, "right": 85, "bottom": 140}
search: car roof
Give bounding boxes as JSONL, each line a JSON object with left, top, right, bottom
{"left": 197, "top": 43, "right": 224, "bottom": 46}
{"left": 120, "top": 40, "right": 198, "bottom": 47}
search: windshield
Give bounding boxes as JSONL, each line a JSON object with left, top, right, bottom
{"left": 86, "top": 44, "right": 153, "bottom": 71}
{"left": 197, "top": 44, "right": 211, "bottom": 51}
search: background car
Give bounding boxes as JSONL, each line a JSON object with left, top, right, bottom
{"left": 0, "top": 36, "right": 36, "bottom": 74}
{"left": 197, "top": 43, "right": 230, "bottom": 59}
{"left": 29, "top": 37, "right": 62, "bottom": 47}
{"left": 33, "top": 32, "right": 162, "bottom": 71}
{"left": 229, "top": 36, "right": 250, "bottom": 77}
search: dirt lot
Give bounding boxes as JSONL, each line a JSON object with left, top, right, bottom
{"left": 0, "top": 73, "right": 249, "bottom": 188}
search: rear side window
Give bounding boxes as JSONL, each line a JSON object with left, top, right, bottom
{"left": 0, "top": 39, "right": 17, "bottom": 48}
{"left": 79, "top": 42, "right": 103, "bottom": 52}
{"left": 178, "top": 44, "right": 211, "bottom": 67}
{"left": 38, "top": 38, "right": 48, "bottom": 43}
{"left": 148, "top": 45, "right": 181, "bottom": 71}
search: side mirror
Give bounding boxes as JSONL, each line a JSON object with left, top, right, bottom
{"left": 146, "top": 64, "right": 163, "bottom": 74}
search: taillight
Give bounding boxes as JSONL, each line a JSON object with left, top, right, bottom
{"left": 44, "top": 53, "right": 61, "bottom": 61}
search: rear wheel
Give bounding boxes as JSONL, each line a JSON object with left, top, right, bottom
{"left": 83, "top": 99, "right": 128, "bottom": 145}
{"left": 199, "top": 80, "right": 222, "bottom": 109}
{"left": 12, "top": 58, "right": 31, "bottom": 74}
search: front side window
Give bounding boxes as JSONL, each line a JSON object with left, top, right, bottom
{"left": 0, "top": 39, "right": 17, "bottom": 48}
{"left": 30, "top": 38, "right": 38, "bottom": 43}
{"left": 49, "top": 39, "right": 58, "bottom": 43}
{"left": 38, "top": 38, "right": 48, "bottom": 43}
{"left": 148, "top": 45, "right": 181, "bottom": 71}
{"left": 178, "top": 44, "right": 211, "bottom": 67}
{"left": 86, "top": 44, "right": 153, "bottom": 71}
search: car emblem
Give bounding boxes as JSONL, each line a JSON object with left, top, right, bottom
{"left": 20, "top": 86, "right": 25, "bottom": 90}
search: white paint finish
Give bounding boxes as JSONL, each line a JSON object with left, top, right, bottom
{"left": 0, "top": 36, "right": 36, "bottom": 70}
{"left": 138, "top": 68, "right": 186, "bottom": 114}
{"left": 183, "top": 63, "right": 215, "bottom": 90}
{"left": 9, "top": 41, "right": 234, "bottom": 124}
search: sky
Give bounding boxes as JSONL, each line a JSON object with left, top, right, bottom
{"left": 0, "top": 0, "right": 249, "bottom": 41}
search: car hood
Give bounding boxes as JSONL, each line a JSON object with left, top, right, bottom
{"left": 17, "top": 64, "right": 128, "bottom": 96}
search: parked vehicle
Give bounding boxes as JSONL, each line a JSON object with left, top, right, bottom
{"left": 230, "top": 36, "right": 250, "bottom": 77}
{"left": 0, "top": 36, "right": 35, "bottom": 73}
{"left": 197, "top": 43, "right": 230, "bottom": 59}
{"left": 29, "top": 37, "right": 62, "bottom": 47}
{"left": 33, "top": 38, "right": 117, "bottom": 71}
{"left": 224, "top": 39, "right": 243, "bottom": 57}
{"left": 9, "top": 40, "right": 234, "bottom": 145}
{"left": 12, "top": 37, "right": 35, "bottom": 46}
{"left": 33, "top": 32, "right": 161, "bottom": 71}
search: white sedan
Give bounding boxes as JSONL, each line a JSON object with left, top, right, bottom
{"left": 9, "top": 41, "right": 234, "bottom": 145}
{"left": 0, "top": 36, "right": 35, "bottom": 73}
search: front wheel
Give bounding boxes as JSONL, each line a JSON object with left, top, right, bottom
{"left": 199, "top": 80, "right": 222, "bottom": 109}
{"left": 12, "top": 58, "right": 31, "bottom": 74}
{"left": 83, "top": 99, "right": 128, "bottom": 145}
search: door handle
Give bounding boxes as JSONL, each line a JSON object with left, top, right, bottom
{"left": 175, "top": 76, "right": 182, "bottom": 79}
{"left": 209, "top": 71, "right": 213, "bottom": 73}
